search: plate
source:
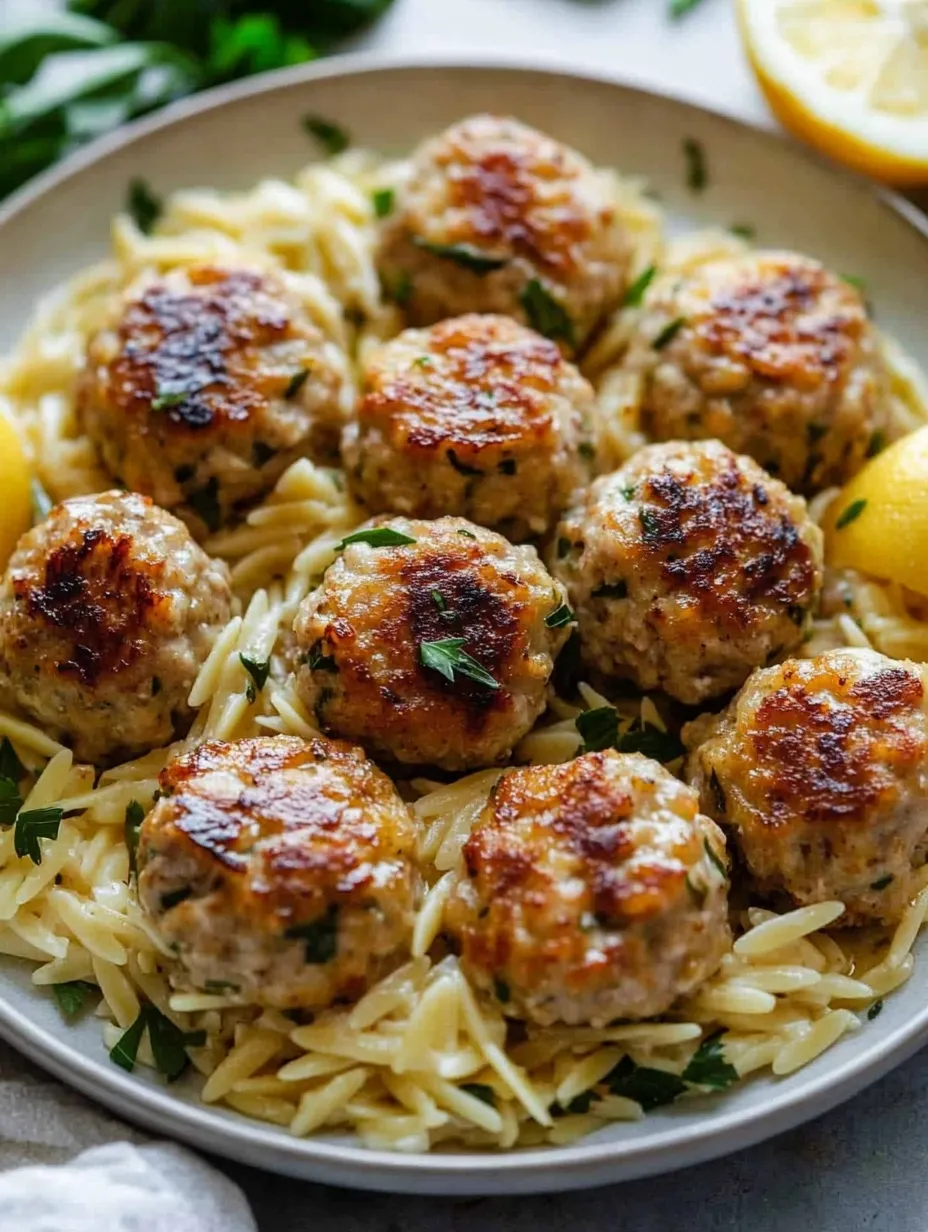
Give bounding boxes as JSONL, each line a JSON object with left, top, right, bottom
{"left": 1, "top": 54, "right": 927, "bottom": 1196}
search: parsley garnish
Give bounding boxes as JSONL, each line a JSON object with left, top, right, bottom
{"left": 576, "top": 706, "right": 619, "bottom": 754}
{"left": 187, "top": 478, "right": 222, "bottom": 534}
{"left": 240, "top": 654, "right": 271, "bottom": 699}
{"left": 372, "top": 187, "right": 395, "bottom": 218}
{"left": 127, "top": 177, "right": 162, "bottom": 234}
{"left": 0, "top": 738, "right": 25, "bottom": 784}
{"left": 460, "top": 1083, "right": 497, "bottom": 1106}
{"left": 623, "top": 265, "right": 657, "bottom": 307}
{"left": 493, "top": 977, "right": 511, "bottom": 1004}
{"left": 867, "top": 430, "right": 886, "bottom": 458}
{"left": 669, "top": 0, "right": 706, "bottom": 16}
{"left": 420, "top": 638, "right": 499, "bottom": 690}
{"left": 109, "top": 1009, "right": 148, "bottom": 1073}
{"left": 303, "top": 115, "right": 349, "bottom": 155}
{"left": 151, "top": 390, "right": 186, "bottom": 412}
{"left": 53, "top": 981, "right": 97, "bottom": 1018}
{"left": 653, "top": 317, "right": 686, "bottom": 350}
{"left": 553, "top": 629, "right": 582, "bottom": 697}
{"left": 683, "top": 136, "right": 707, "bottom": 192}
{"left": 14, "top": 806, "right": 62, "bottom": 864}
{"left": 413, "top": 238, "right": 507, "bottom": 273}
{"left": 544, "top": 603, "right": 574, "bottom": 629}
{"left": 557, "top": 537, "right": 572, "bottom": 558}
{"left": 519, "top": 278, "right": 575, "bottom": 346}
{"left": 308, "top": 644, "right": 337, "bottom": 671}
{"left": 617, "top": 722, "right": 684, "bottom": 762}
{"left": 385, "top": 270, "right": 412, "bottom": 306}
{"left": 337, "top": 527, "right": 417, "bottom": 550}
{"left": 431, "top": 591, "right": 456, "bottom": 621}
{"left": 841, "top": 273, "right": 867, "bottom": 292}
{"left": 730, "top": 222, "right": 756, "bottom": 240}
{"left": 447, "top": 449, "right": 482, "bottom": 476}
{"left": 868, "top": 999, "right": 883, "bottom": 1021}
{"left": 0, "top": 738, "right": 24, "bottom": 825}
{"left": 835, "top": 498, "right": 867, "bottom": 530}
{"left": 871, "top": 874, "right": 894, "bottom": 891}
{"left": 578, "top": 441, "right": 595, "bottom": 461}
{"left": 607, "top": 1056, "right": 687, "bottom": 1111}
{"left": 456, "top": 528, "right": 477, "bottom": 540}
{"left": 285, "top": 369, "right": 310, "bottom": 398}
{"left": 682, "top": 1031, "right": 738, "bottom": 1089}
{"left": 110, "top": 1005, "right": 205, "bottom": 1080}
{"left": 703, "top": 837, "right": 727, "bottom": 878}
{"left": 286, "top": 904, "right": 340, "bottom": 963}
{"left": 124, "top": 800, "right": 145, "bottom": 877}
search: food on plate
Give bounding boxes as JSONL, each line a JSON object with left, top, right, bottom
{"left": 623, "top": 251, "right": 889, "bottom": 494}
{"left": 78, "top": 264, "right": 351, "bottom": 535}
{"left": 445, "top": 750, "right": 730, "bottom": 1026}
{"left": 552, "top": 439, "right": 824, "bottom": 704}
{"left": 686, "top": 648, "right": 928, "bottom": 925}
{"left": 138, "top": 734, "right": 420, "bottom": 1009}
{"left": 0, "top": 414, "right": 32, "bottom": 571}
{"left": 375, "top": 113, "right": 630, "bottom": 351}
{"left": 293, "top": 516, "right": 571, "bottom": 769}
{"left": 342, "top": 313, "right": 595, "bottom": 539}
{"left": 0, "top": 490, "right": 232, "bottom": 764}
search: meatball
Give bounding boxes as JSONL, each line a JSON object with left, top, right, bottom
{"left": 0, "top": 491, "right": 232, "bottom": 765}
{"left": 137, "top": 735, "right": 420, "bottom": 1009}
{"left": 293, "top": 516, "right": 570, "bottom": 770}
{"left": 685, "top": 649, "right": 928, "bottom": 925}
{"left": 552, "top": 440, "right": 824, "bottom": 705}
{"left": 376, "top": 114, "right": 630, "bottom": 352}
{"left": 444, "top": 751, "right": 730, "bottom": 1026}
{"left": 623, "top": 251, "right": 888, "bottom": 494}
{"left": 79, "top": 264, "right": 351, "bottom": 535}
{"left": 343, "top": 314, "right": 595, "bottom": 539}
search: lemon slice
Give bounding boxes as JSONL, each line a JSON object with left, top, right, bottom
{"left": 826, "top": 424, "right": 928, "bottom": 596}
{"left": 738, "top": 0, "right": 928, "bottom": 186}
{"left": 0, "top": 412, "right": 32, "bottom": 570}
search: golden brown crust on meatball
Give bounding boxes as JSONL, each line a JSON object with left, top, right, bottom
{"left": 343, "top": 314, "right": 595, "bottom": 538}
{"left": 552, "top": 440, "right": 824, "bottom": 704}
{"left": 293, "top": 516, "right": 570, "bottom": 770}
{"left": 79, "top": 265, "right": 350, "bottom": 534}
{"left": 0, "top": 491, "right": 232, "bottom": 765}
{"left": 376, "top": 115, "right": 630, "bottom": 351}
{"left": 444, "top": 751, "right": 730, "bottom": 1025}
{"left": 138, "top": 734, "right": 420, "bottom": 1008}
{"left": 685, "top": 649, "right": 928, "bottom": 925}
{"left": 624, "top": 252, "right": 889, "bottom": 493}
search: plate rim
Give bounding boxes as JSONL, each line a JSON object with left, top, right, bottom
{"left": 1, "top": 51, "right": 927, "bottom": 1192}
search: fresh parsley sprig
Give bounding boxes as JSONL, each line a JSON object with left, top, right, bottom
{"left": 420, "top": 638, "right": 499, "bottom": 690}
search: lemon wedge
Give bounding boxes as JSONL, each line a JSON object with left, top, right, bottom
{"left": 826, "top": 424, "right": 928, "bottom": 596}
{"left": 738, "top": 0, "right": 928, "bottom": 186}
{"left": 0, "top": 412, "right": 32, "bottom": 570}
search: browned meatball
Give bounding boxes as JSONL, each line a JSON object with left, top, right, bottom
{"left": 137, "top": 735, "right": 420, "bottom": 1009}
{"left": 623, "top": 252, "right": 889, "bottom": 493}
{"left": 0, "top": 491, "right": 232, "bottom": 765}
{"left": 444, "top": 751, "right": 730, "bottom": 1025}
{"left": 376, "top": 114, "right": 630, "bottom": 352}
{"left": 293, "top": 516, "right": 570, "bottom": 770}
{"left": 343, "top": 314, "right": 595, "bottom": 539}
{"left": 686, "top": 649, "right": 928, "bottom": 925}
{"left": 552, "top": 440, "right": 824, "bottom": 705}
{"left": 79, "top": 265, "right": 351, "bottom": 535}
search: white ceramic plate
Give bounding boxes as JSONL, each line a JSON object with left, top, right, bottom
{"left": 1, "top": 55, "right": 927, "bottom": 1196}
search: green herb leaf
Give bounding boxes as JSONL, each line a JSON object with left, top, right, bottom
{"left": 285, "top": 368, "right": 310, "bottom": 398}
{"left": 420, "top": 638, "right": 499, "bottom": 690}
{"left": 413, "top": 238, "right": 507, "bottom": 274}
{"left": 14, "top": 805, "right": 62, "bottom": 865}
{"left": 308, "top": 644, "right": 337, "bottom": 671}
{"left": 151, "top": 390, "right": 186, "bottom": 412}
{"left": 0, "top": 738, "right": 25, "bottom": 785}
{"left": 240, "top": 654, "right": 271, "bottom": 693}
{"left": 703, "top": 837, "right": 728, "bottom": 878}
{"left": 52, "top": 980, "right": 97, "bottom": 1018}
{"left": 460, "top": 1083, "right": 497, "bottom": 1106}
{"left": 866, "top": 430, "right": 886, "bottom": 458}
{"left": 870, "top": 874, "right": 894, "bottom": 891}
{"left": 623, "top": 265, "right": 657, "bottom": 307}
{"left": 384, "top": 270, "right": 412, "bottom": 307}
{"left": 607, "top": 1056, "right": 687, "bottom": 1111}
{"left": 544, "top": 603, "right": 574, "bottom": 629}
{"left": 616, "top": 723, "right": 684, "bottom": 763}
{"left": 669, "top": 0, "right": 707, "bottom": 17}
{"left": 653, "top": 317, "right": 686, "bottom": 350}
{"left": 683, "top": 136, "right": 707, "bottom": 192}
{"left": 0, "top": 780, "right": 23, "bottom": 826}
{"left": 372, "top": 187, "right": 394, "bottom": 218}
{"left": 682, "top": 1031, "right": 738, "bottom": 1089}
{"left": 576, "top": 706, "right": 619, "bottom": 754}
{"left": 868, "top": 999, "right": 883, "bottom": 1021}
{"left": 147, "top": 1005, "right": 205, "bottom": 1081}
{"left": 109, "top": 1008, "right": 147, "bottom": 1073}
{"left": 303, "top": 114, "right": 349, "bottom": 155}
{"left": 124, "top": 799, "right": 145, "bottom": 877}
{"left": 187, "top": 477, "right": 221, "bottom": 534}
{"left": 519, "top": 278, "right": 575, "bottom": 346}
{"left": 127, "top": 177, "right": 162, "bottom": 234}
{"left": 729, "top": 222, "right": 756, "bottom": 240}
{"left": 841, "top": 273, "right": 867, "bottom": 292}
{"left": 286, "top": 904, "right": 340, "bottom": 963}
{"left": 835, "top": 498, "right": 867, "bottom": 530}
{"left": 553, "top": 628, "right": 582, "bottom": 697}
{"left": 556, "top": 537, "right": 572, "bottom": 559}
{"left": 337, "top": 527, "right": 417, "bottom": 550}
{"left": 456, "top": 528, "right": 477, "bottom": 540}
{"left": 493, "top": 976, "right": 510, "bottom": 1004}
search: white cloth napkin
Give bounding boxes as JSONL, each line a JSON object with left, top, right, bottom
{"left": 0, "top": 1040, "right": 257, "bottom": 1232}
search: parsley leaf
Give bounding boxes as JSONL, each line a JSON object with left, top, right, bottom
{"left": 14, "top": 806, "right": 62, "bottom": 865}
{"left": 413, "top": 238, "right": 507, "bottom": 273}
{"left": 187, "top": 477, "right": 222, "bottom": 534}
{"left": 337, "top": 527, "right": 417, "bottom": 550}
{"left": 653, "top": 317, "right": 686, "bottom": 350}
{"left": 576, "top": 706, "right": 619, "bottom": 754}
{"left": 623, "top": 265, "right": 657, "bottom": 308}
{"left": 607, "top": 1056, "right": 687, "bottom": 1111}
{"left": 519, "top": 278, "right": 575, "bottom": 346}
{"left": 730, "top": 222, "right": 756, "bottom": 240}
{"left": 240, "top": 654, "right": 271, "bottom": 695}
{"left": 616, "top": 722, "right": 684, "bottom": 763}
{"left": 52, "top": 980, "right": 97, "bottom": 1018}
{"left": 493, "top": 977, "right": 510, "bottom": 1004}
{"left": 109, "top": 1009, "right": 148, "bottom": 1073}
{"left": 460, "top": 1083, "right": 497, "bottom": 1106}
{"left": 682, "top": 1031, "right": 738, "bottom": 1089}
{"left": 124, "top": 799, "right": 145, "bottom": 877}
{"left": 868, "top": 999, "right": 883, "bottom": 1021}
{"left": 870, "top": 874, "right": 894, "bottom": 891}
{"left": 151, "top": 390, "right": 186, "bottom": 412}
{"left": 303, "top": 114, "right": 349, "bottom": 155}
{"left": 0, "top": 738, "right": 25, "bottom": 784}
{"left": 372, "top": 187, "right": 394, "bottom": 218}
{"left": 0, "top": 779, "right": 23, "bottom": 826}
{"left": 127, "top": 177, "right": 161, "bottom": 234}
{"left": 544, "top": 603, "right": 574, "bottom": 629}
{"left": 835, "top": 498, "right": 867, "bottom": 530}
{"left": 286, "top": 904, "right": 340, "bottom": 963}
{"left": 147, "top": 1005, "right": 206, "bottom": 1081}
{"left": 420, "top": 638, "right": 499, "bottom": 690}
{"left": 683, "top": 136, "right": 707, "bottom": 192}
{"left": 307, "top": 643, "right": 337, "bottom": 671}
{"left": 553, "top": 629, "right": 582, "bottom": 697}
{"left": 669, "top": 0, "right": 706, "bottom": 16}
{"left": 285, "top": 368, "right": 310, "bottom": 398}
{"left": 704, "top": 837, "right": 728, "bottom": 878}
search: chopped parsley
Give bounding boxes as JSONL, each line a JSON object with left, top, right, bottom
{"left": 593, "top": 580, "right": 628, "bottom": 600}
{"left": 870, "top": 874, "right": 894, "bottom": 891}
{"left": 384, "top": 270, "right": 412, "bottom": 307}
{"left": 52, "top": 980, "right": 97, "bottom": 1018}
{"left": 0, "top": 740, "right": 25, "bottom": 784}
{"left": 109, "top": 1009, "right": 148, "bottom": 1073}
{"left": 638, "top": 508, "right": 661, "bottom": 539}
{"left": 285, "top": 368, "right": 310, "bottom": 399}
{"left": 616, "top": 722, "right": 684, "bottom": 763}
{"left": 187, "top": 477, "right": 222, "bottom": 534}
{"left": 841, "top": 273, "right": 867, "bottom": 293}
{"left": 544, "top": 603, "right": 574, "bottom": 629}
{"left": 460, "top": 1083, "right": 497, "bottom": 1106}
{"left": 578, "top": 441, "right": 596, "bottom": 461}
{"left": 413, "top": 238, "right": 507, "bottom": 273}
{"left": 420, "top": 638, "right": 499, "bottom": 690}
{"left": 240, "top": 654, "right": 271, "bottom": 702}
{"left": 867, "top": 430, "right": 886, "bottom": 458}
{"left": 683, "top": 136, "right": 707, "bottom": 192}
{"left": 14, "top": 806, "right": 62, "bottom": 865}
{"left": 703, "top": 837, "right": 728, "bottom": 878}
{"left": 557, "top": 537, "right": 572, "bottom": 559}
{"left": 729, "top": 222, "right": 756, "bottom": 240}
{"left": 493, "top": 976, "right": 511, "bottom": 1004}
{"left": 127, "top": 177, "right": 162, "bottom": 234}
{"left": 151, "top": 390, "right": 187, "bottom": 412}
{"left": 576, "top": 706, "right": 619, "bottom": 754}
{"left": 456, "top": 528, "right": 477, "bottom": 540}
{"left": 553, "top": 629, "right": 582, "bottom": 697}
{"left": 124, "top": 800, "right": 145, "bottom": 877}
{"left": 307, "top": 644, "right": 337, "bottom": 671}
{"left": 519, "top": 278, "right": 575, "bottom": 347}
{"left": 868, "top": 999, "right": 883, "bottom": 1021}
{"left": 303, "top": 115, "right": 350, "bottom": 156}
{"left": 623, "top": 265, "right": 657, "bottom": 308}
{"left": 709, "top": 769, "right": 727, "bottom": 816}
{"left": 607, "top": 1056, "right": 686, "bottom": 1111}
{"left": 110, "top": 1005, "right": 205, "bottom": 1080}
{"left": 286, "top": 904, "right": 340, "bottom": 964}
{"left": 669, "top": 0, "right": 707, "bottom": 16}
{"left": 447, "top": 449, "right": 482, "bottom": 477}
{"left": 835, "top": 498, "right": 867, "bottom": 530}
{"left": 372, "top": 187, "right": 395, "bottom": 219}
{"left": 652, "top": 317, "right": 686, "bottom": 350}
{"left": 413, "top": 355, "right": 432, "bottom": 369}
{"left": 431, "top": 590, "right": 456, "bottom": 621}
{"left": 682, "top": 1032, "right": 738, "bottom": 1089}
{"left": 0, "top": 739, "right": 24, "bottom": 824}
{"left": 337, "top": 527, "right": 417, "bottom": 550}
